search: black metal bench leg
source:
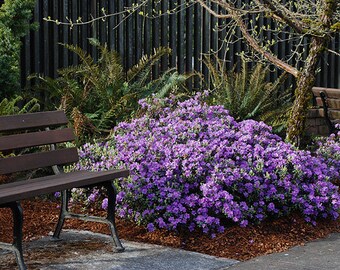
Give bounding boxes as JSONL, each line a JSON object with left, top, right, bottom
{"left": 320, "top": 91, "right": 335, "bottom": 134}
{"left": 105, "top": 182, "right": 125, "bottom": 252}
{"left": 52, "top": 190, "right": 70, "bottom": 240}
{"left": 9, "top": 202, "right": 27, "bottom": 270}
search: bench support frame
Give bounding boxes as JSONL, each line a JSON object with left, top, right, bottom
{"left": 320, "top": 91, "right": 336, "bottom": 134}
{"left": 52, "top": 182, "right": 124, "bottom": 251}
{"left": 0, "top": 180, "right": 124, "bottom": 270}
{"left": 0, "top": 202, "right": 26, "bottom": 270}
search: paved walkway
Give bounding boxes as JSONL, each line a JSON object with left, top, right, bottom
{"left": 228, "top": 233, "right": 340, "bottom": 270}
{"left": 0, "top": 230, "right": 238, "bottom": 270}
{"left": 1, "top": 230, "right": 340, "bottom": 269}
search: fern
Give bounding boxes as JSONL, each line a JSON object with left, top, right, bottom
{"left": 0, "top": 95, "right": 39, "bottom": 116}
{"left": 31, "top": 41, "right": 189, "bottom": 144}
{"left": 127, "top": 47, "right": 172, "bottom": 82}
{"left": 205, "top": 55, "right": 292, "bottom": 133}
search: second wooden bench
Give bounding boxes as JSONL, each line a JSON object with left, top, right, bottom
{"left": 312, "top": 87, "right": 340, "bottom": 134}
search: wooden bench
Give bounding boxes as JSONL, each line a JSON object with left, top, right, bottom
{"left": 0, "top": 111, "right": 129, "bottom": 270}
{"left": 312, "top": 87, "right": 340, "bottom": 134}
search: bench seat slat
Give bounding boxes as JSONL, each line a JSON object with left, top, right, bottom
{"left": 0, "top": 148, "right": 79, "bottom": 174}
{"left": 0, "top": 169, "right": 130, "bottom": 205}
{"left": 0, "top": 111, "right": 68, "bottom": 132}
{"left": 0, "top": 128, "right": 75, "bottom": 151}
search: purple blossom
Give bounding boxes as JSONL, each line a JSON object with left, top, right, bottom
{"left": 101, "top": 198, "right": 108, "bottom": 210}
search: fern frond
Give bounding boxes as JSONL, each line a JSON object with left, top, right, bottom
{"left": 61, "top": 43, "right": 95, "bottom": 69}
{"left": 18, "top": 98, "right": 40, "bottom": 113}
{"left": 206, "top": 55, "right": 291, "bottom": 128}
{"left": 203, "top": 55, "right": 222, "bottom": 90}
{"left": 127, "top": 47, "right": 172, "bottom": 82}
{"left": 0, "top": 96, "right": 40, "bottom": 116}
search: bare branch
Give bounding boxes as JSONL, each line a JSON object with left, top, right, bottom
{"left": 236, "top": 15, "right": 299, "bottom": 77}
{"left": 328, "top": 48, "right": 340, "bottom": 57}
{"left": 199, "top": 0, "right": 300, "bottom": 77}
{"left": 196, "top": 0, "right": 232, "bottom": 19}
{"left": 44, "top": 1, "right": 148, "bottom": 28}
{"left": 259, "top": 0, "right": 309, "bottom": 34}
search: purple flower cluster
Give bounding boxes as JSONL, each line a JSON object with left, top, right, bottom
{"left": 315, "top": 127, "right": 340, "bottom": 180}
{"left": 75, "top": 94, "right": 340, "bottom": 233}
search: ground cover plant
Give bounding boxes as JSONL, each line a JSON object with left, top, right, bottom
{"left": 68, "top": 93, "right": 340, "bottom": 235}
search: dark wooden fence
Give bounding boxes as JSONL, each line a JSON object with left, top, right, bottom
{"left": 21, "top": 0, "right": 340, "bottom": 90}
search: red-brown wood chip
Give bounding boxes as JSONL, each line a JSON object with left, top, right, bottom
{"left": 1, "top": 198, "right": 340, "bottom": 261}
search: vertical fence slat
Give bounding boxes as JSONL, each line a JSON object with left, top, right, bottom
{"left": 193, "top": 2, "right": 202, "bottom": 89}
{"left": 20, "top": 0, "right": 340, "bottom": 91}
{"left": 126, "top": 0, "right": 134, "bottom": 69}
{"left": 177, "top": 0, "right": 185, "bottom": 74}
{"left": 22, "top": 33, "right": 31, "bottom": 89}
{"left": 108, "top": 0, "right": 116, "bottom": 50}
{"left": 52, "top": 0, "right": 59, "bottom": 75}
{"left": 42, "top": 0, "right": 50, "bottom": 77}
{"left": 100, "top": 0, "right": 108, "bottom": 45}
{"left": 70, "top": 0, "right": 79, "bottom": 65}
{"left": 62, "top": 0, "right": 69, "bottom": 67}
{"left": 33, "top": 0, "right": 41, "bottom": 75}
{"left": 210, "top": 2, "right": 218, "bottom": 54}
{"left": 80, "top": 0, "right": 88, "bottom": 52}
{"left": 160, "top": 0, "right": 169, "bottom": 72}
{"left": 135, "top": 1, "right": 143, "bottom": 62}
{"left": 186, "top": 1, "right": 193, "bottom": 91}
{"left": 90, "top": 0, "right": 97, "bottom": 60}
{"left": 218, "top": 5, "right": 226, "bottom": 61}
{"left": 143, "top": 1, "right": 152, "bottom": 58}
{"left": 152, "top": 0, "right": 160, "bottom": 78}
{"left": 118, "top": 0, "right": 125, "bottom": 68}
{"left": 202, "top": 0, "right": 210, "bottom": 85}
{"left": 169, "top": 0, "right": 177, "bottom": 68}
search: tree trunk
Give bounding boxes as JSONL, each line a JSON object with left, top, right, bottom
{"left": 286, "top": 0, "right": 336, "bottom": 145}
{"left": 286, "top": 37, "right": 326, "bottom": 145}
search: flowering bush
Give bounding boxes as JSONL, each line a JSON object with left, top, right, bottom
{"left": 315, "top": 125, "right": 340, "bottom": 180}
{"left": 74, "top": 94, "right": 340, "bottom": 233}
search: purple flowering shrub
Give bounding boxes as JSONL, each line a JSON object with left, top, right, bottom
{"left": 64, "top": 142, "right": 119, "bottom": 209}
{"left": 315, "top": 126, "right": 340, "bottom": 180}
{"left": 74, "top": 94, "right": 340, "bottom": 233}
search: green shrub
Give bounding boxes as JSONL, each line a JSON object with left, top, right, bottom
{"left": 0, "top": 0, "right": 35, "bottom": 98}
{"left": 0, "top": 24, "right": 20, "bottom": 96}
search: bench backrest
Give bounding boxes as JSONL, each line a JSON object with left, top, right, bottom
{"left": 0, "top": 111, "right": 78, "bottom": 175}
{"left": 312, "top": 87, "right": 340, "bottom": 120}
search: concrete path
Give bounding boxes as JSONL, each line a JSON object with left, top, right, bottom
{"left": 1, "top": 230, "right": 340, "bottom": 269}
{"left": 227, "top": 233, "right": 340, "bottom": 270}
{"left": 0, "top": 230, "right": 238, "bottom": 270}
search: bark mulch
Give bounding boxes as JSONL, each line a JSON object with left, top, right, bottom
{"left": 1, "top": 199, "right": 340, "bottom": 261}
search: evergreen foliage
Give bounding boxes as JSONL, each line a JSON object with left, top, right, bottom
{"left": 205, "top": 56, "right": 292, "bottom": 133}
{"left": 0, "top": 95, "right": 39, "bottom": 115}
{"left": 0, "top": 0, "right": 35, "bottom": 98}
{"left": 32, "top": 40, "right": 190, "bottom": 144}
